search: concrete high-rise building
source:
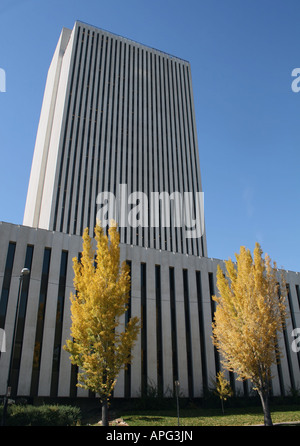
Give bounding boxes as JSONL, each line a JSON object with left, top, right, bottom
{"left": 0, "top": 22, "right": 299, "bottom": 400}
{"left": 23, "top": 21, "right": 207, "bottom": 258}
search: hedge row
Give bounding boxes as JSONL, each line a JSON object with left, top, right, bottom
{"left": 1, "top": 404, "right": 81, "bottom": 426}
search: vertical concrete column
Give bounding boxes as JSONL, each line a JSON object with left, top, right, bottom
{"left": 187, "top": 265, "right": 202, "bottom": 397}
{"left": 37, "top": 237, "right": 61, "bottom": 396}
{"left": 160, "top": 261, "right": 173, "bottom": 395}
{"left": 18, "top": 239, "right": 44, "bottom": 395}
{"left": 0, "top": 232, "right": 28, "bottom": 394}
{"left": 130, "top": 255, "right": 141, "bottom": 397}
{"left": 173, "top": 262, "right": 188, "bottom": 396}
{"left": 146, "top": 261, "right": 157, "bottom": 388}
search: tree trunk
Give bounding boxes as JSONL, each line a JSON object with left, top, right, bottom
{"left": 102, "top": 398, "right": 109, "bottom": 426}
{"left": 257, "top": 390, "right": 273, "bottom": 426}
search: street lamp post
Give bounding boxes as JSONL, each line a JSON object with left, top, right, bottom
{"left": 175, "top": 380, "right": 180, "bottom": 426}
{"left": 1, "top": 268, "right": 30, "bottom": 426}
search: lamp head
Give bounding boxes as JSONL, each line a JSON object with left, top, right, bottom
{"left": 21, "top": 268, "right": 30, "bottom": 276}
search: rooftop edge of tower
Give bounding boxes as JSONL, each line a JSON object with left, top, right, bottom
{"left": 73, "top": 20, "right": 190, "bottom": 65}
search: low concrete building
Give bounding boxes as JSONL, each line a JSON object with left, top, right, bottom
{"left": 0, "top": 221, "right": 299, "bottom": 399}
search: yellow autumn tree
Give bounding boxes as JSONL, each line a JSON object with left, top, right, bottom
{"left": 213, "top": 371, "right": 233, "bottom": 414}
{"left": 212, "top": 243, "right": 288, "bottom": 426}
{"left": 64, "top": 221, "right": 140, "bottom": 426}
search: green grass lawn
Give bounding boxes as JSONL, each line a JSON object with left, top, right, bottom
{"left": 119, "top": 406, "right": 300, "bottom": 426}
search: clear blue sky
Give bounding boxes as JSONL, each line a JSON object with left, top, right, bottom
{"left": 0, "top": 0, "right": 299, "bottom": 271}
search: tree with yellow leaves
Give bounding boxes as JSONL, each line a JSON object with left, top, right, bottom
{"left": 212, "top": 243, "right": 288, "bottom": 426}
{"left": 64, "top": 222, "right": 140, "bottom": 426}
{"left": 213, "top": 371, "right": 233, "bottom": 414}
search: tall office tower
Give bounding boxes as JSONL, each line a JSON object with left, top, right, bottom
{"left": 23, "top": 21, "right": 207, "bottom": 257}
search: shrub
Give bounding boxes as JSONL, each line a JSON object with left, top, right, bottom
{"left": 0, "top": 404, "right": 81, "bottom": 426}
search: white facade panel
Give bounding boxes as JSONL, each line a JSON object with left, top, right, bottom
{"left": 23, "top": 28, "right": 72, "bottom": 229}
